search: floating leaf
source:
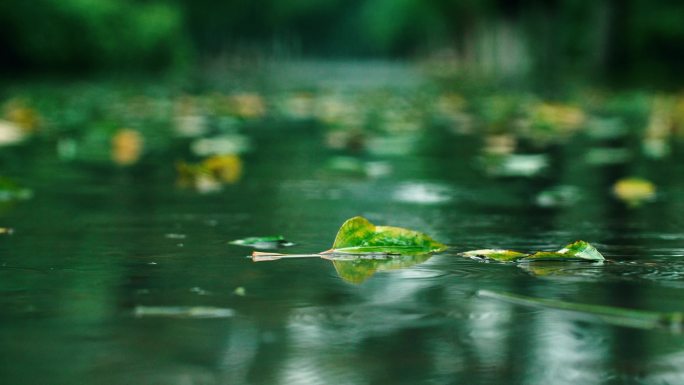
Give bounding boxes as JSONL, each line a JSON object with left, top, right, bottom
{"left": 613, "top": 177, "right": 656, "bottom": 207}
{"left": 481, "top": 154, "right": 549, "bottom": 177}
{"left": 478, "top": 290, "right": 684, "bottom": 333}
{"left": 177, "top": 154, "right": 243, "bottom": 192}
{"left": 203, "top": 155, "right": 243, "bottom": 183}
{"left": 230, "top": 236, "right": 294, "bottom": 250}
{"left": 535, "top": 185, "right": 581, "bottom": 208}
{"left": 0, "top": 178, "right": 33, "bottom": 202}
{"left": 530, "top": 103, "right": 585, "bottom": 132}
{"left": 133, "top": 306, "right": 235, "bottom": 319}
{"left": 460, "top": 249, "right": 528, "bottom": 262}
{"left": 585, "top": 147, "right": 631, "bottom": 165}
{"left": 3, "top": 99, "right": 40, "bottom": 131}
{"left": 393, "top": 182, "right": 451, "bottom": 204}
{"left": 522, "top": 241, "right": 605, "bottom": 262}
{"left": 324, "top": 157, "right": 391, "bottom": 178}
{"left": 250, "top": 216, "right": 446, "bottom": 284}
{"left": 327, "top": 216, "right": 447, "bottom": 255}
{"left": 227, "top": 93, "right": 266, "bottom": 119}
{"left": 111, "top": 129, "right": 143, "bottom": 166}
{"left": 0, "top": 227, "right": 14, "bottom": 235}
{"left": 174, "top": 114, "right": 209, "bottom": 138}
{"left": 0, "top": 120, "right": 27, "bottom": 146}
{"left": 190, "top": 134, "right": 251, "bottom": 156}
{"left": 460, "top": 240, "right": 604, "bottom": 263}
{"left": 557, "top": 240, "right": 605, "bottom": 261}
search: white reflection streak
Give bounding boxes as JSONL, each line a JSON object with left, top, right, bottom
{"left": 217, "top": 320, "right": 259, "bottom": 384}
{"left": 279, "top": 321, "right": 362, "bottom": 385}
{"left": 642, "top": 350, "right": 684, "bottom": 384}
{"left": 392, "top": 182, "right": 452, "bottom": 204}
{"left": 468, "top": 300, "right": 512, "bottom": 369}
{"left": 524, "top": 311, "right": 608, "bottom": 384}
{"left": 275, "top": 272, "right": 436, "bottom": 385}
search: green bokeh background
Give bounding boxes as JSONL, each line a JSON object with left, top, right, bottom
{"left": 1, "top": 0, "right": 683, "bottom": 86}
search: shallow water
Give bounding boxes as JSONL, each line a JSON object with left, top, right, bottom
{"left": 2, "top": 64, "right": 684, "bottom": 385}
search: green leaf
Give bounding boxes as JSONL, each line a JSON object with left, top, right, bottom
{"left": 331, "top": 216, "right": 377, "bottom": 249}
{"left": 329, "top": 216, "right": 447, "bottom": 255}
{"left": 460, "top": 241, "right": 605, "bottom": 263}
{"left": 230, "top": 236, "right": 294, "bottom": 250}
{"left": 459, "top": 249, "right": 528, "bottom": 262}
{"left": 559, "top": 240, "right": 605, "bottom": 260}
{"left": 524, "top": 241, "right": 605, "bottom": 262}
{"left": 250, "top": 216, "right": 445, "bottom": 284}
{"left": 612, "top": 177, "right": 656, "bottom": 207}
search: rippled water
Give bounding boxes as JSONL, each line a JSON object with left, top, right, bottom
{"left": 2, "top": 65, "right": 684, "bottom": 385}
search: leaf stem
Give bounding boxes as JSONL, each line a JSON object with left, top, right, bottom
{"left": 251, "top": 251, "right": 324, "bottom": 262}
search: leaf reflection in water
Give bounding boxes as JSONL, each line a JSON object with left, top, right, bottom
{"left": 252, "top": 251, "right": 434, "bottom": 284}
{"left": 478, "top": 290, "right": 684, "bottom": 333}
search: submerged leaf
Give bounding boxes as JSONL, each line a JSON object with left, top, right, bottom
{"left": 329, "top": 216, "right": 447, "bottom": 255}
{"left": 230, "top": 236, "right": 294, "bottom": 250}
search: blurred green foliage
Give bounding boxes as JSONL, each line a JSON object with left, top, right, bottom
{"left": 0, "top": 0, "right": 683, "bottom": 85}
{"left": 0, "top": 0, "right": 187, "bottom": 72}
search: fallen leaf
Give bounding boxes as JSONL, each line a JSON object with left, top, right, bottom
{"left": 133, "top": 306, "right": 235, "bottom": 319}
{"left": 460, "top": 241, "right": 605, "bottom": 263}
{"left": 613, "top": 177, "right": 656, "bottom": 207}
{"left": 230, "top": 236, "right": 295, "bottom": 250}
{"left": 250, "top": 216, "right": 446, "bottom": 284}
{"left": 111, "top": 129, "right": 143, "bottom": 166}
{"left": 327, "top": 216, "right": 447, "bottom": 255}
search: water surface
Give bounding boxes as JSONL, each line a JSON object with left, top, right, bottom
{"left": 2, "top": 63, "right": 684, "bottom": 385}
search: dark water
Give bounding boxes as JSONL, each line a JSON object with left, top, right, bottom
{"left": 2, "top": 64, "right": 684, "bottom": 385}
